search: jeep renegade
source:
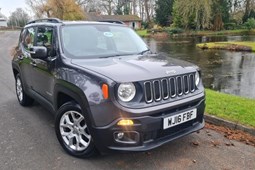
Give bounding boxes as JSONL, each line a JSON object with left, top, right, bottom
{"left": 12, "top": 18, "right": 205, "bottom": 158}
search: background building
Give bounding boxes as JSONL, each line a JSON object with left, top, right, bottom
{"left": 86, "top": 12, "right": 142, "bottom": 29}
{"left": 0, "top": 8, "right": 7, "bottom": 27}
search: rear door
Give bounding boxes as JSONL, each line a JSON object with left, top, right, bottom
{"left": 18, "top": 27, "right": 36, "bottom": 90}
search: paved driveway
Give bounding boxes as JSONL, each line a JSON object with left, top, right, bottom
{"left": 0, "top": 31, "right": 254, "bottom": 170}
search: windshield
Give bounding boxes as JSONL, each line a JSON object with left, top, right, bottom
{"left": 61, "top": 24, "right": 148, "bottom": 59}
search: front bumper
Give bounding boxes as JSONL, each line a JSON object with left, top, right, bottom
{"left": 90, "top": 96, "right": 205, "bottom": 153}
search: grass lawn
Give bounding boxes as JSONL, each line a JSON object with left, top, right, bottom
{"left": 197, "top": 41, "right": 255, "bottom": 52}
{"left": 136, "top": 29, "right": 149, "bottom": 37}
{"left": 205, "top": 89, "right": 255, "bottom": 128}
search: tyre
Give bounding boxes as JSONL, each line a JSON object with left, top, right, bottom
{"left": 15, "top": 73, "right": 34, "bottom": 106}
{"left": 55, "top": 101, "right": 98, "bottom": 158}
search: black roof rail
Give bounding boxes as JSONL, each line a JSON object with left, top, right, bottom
{"left": 98, "top": 20, "right": 125, "bottom": 25}
{"left": 27, "top": 18, "right": 62, "bottom": 25}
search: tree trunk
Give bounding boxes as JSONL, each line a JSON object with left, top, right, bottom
{"left": 213, "top": 12, "right": 223, "bottom": 31}
{"left": 133, "top": 0, "right": 136, "bottom": 15}
{"left": 46, "top": 10, "right": 51, "bottom": 18}
{"left": 195, "top": 10, "right": 201, "bottom": 30}
{"left": 144, "top": 0, "right": 150, "bottom": 22}
{"left": 139, "top": 0, "right": 144, "bottom": 20}
{"left": 243, "top": 0, "right": 252, "bottom": 22}
{"left": 108, "top": 1, "right": 112, "bottom": 15}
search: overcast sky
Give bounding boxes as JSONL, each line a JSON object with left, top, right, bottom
{"left": 0, "top": 0, "right": 29, "bottom": 17}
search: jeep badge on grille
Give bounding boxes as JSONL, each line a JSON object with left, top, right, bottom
{"left": 166, "top": 70, "right": 176, "bottom": 74}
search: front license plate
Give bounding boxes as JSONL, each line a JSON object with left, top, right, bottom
{"left": 163, "top": 109, "right": 197, "bottom": 130}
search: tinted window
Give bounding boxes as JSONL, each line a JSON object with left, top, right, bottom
{"left": 22, "top": 27, "right": 35, "bottom": 50}
{"left": 19, "top": 29, "right": 26, "bottom": 44}
{"left": 61, "top": 25, "right": 148, "bottom": 59}
{"left": 36, "top": 27, "right": 53, "bottom": 47}
{"left": 36, "top": 26, "right": 54, "bottom": 56}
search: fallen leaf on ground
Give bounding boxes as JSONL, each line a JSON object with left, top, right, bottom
{"left": 225, "top": 143, "right": 231, "bottom": 146}
{"left": 205, "top": 123, "right": 255, "bottom": 147}
{"left": 145, "top": 152, "right": 151, "bottom": 155}
{"left": 211, "top": 140, "right": 220, "bottom": 147}
{"left": 192, "top": 141, "right": 199, "bottom": 146}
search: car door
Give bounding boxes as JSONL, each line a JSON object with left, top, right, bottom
{"left": 18, "top": 27, "right": 36, "bottom": 90}
{"left": 30, "top": 26, "right": 56, "bottom": 103}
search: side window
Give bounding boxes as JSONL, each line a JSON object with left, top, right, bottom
{"left": 22, "top": 27, "right": 35, "bottom": 51}
{"left": 36, "top": 27, "right": 53, "bottom": 48}
{"left": 19, "top": 29, "right": 26, "bottom": 44}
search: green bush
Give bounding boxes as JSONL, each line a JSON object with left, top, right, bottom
{"left": 148, "top": 27, "right": 164, "bottom": 33}
{"left": 164, "top": 27, "right": 184, "bottom": 35}
{"left": 224, "top": 23, "right": 237, "bottom": 30}
{"left": 142, "top": 22, "right": 149, "bottom": 29}
{"left": 244, "top": 18, "right": 255, "bottom": 30}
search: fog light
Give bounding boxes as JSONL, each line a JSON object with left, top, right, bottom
{"left": 117, "top": 132, "right": 124, "bottom": 139}
{"left": 117, "top": 119, "right": 134, "bottom": 126}
{"left": 113, "top": 131, "right": 140, "bottom": 144}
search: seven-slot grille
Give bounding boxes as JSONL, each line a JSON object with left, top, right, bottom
{"left": 144, "top": 73, "right": 196, "bottom": 103}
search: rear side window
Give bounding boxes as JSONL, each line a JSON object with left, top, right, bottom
{"left": 19, "top": 29, "right": 26, "bottom": 44}
{"left": 22, "top": 27, "right": 35, "bottom": 51}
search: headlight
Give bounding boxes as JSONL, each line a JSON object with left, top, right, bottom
{"left": 118, "top": 83, "right": 136, "bottom": 102}
{"left": 195, "top": 71, "right": 200, "bottom": 87}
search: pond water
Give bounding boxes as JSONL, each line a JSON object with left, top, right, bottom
{"left": 144, "top": 35, "right": 255, "bottom": 99}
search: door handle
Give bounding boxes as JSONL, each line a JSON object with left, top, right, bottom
{"left": 30, "top": 61, "right": 37, "bottom": 67}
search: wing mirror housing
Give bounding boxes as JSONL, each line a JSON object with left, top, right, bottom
{"left": 30, "top": 46, "right": 48, "bottom": 59}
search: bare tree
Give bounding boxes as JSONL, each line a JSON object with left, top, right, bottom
{"left": 144, "top": 0, "right": 151, "bottom": 22}
{"left": 243, "top": 0, "right": 255, "bottom": 21}
{"left": 26, "top": 0, "right": 50, "bottom": 18}
{"left": 26, "top": 0, "right": 156, "bottom": 20}
{"left": 136, "top": 0, "right": 155, "bottom": 21}
{"left": 149, "top": 0, "right": 155, "bottom": 18}
{"left": 132, "top": 0, "right": 137, "bottom": 15}
{"left": 101, "top": 0, "right": 116, "bottom": 15}
{"left": 138, "top": 0, "right": 144, "bottom": 20}
{"left": 8, "top": 8, "right": 30, "bottom": 27}
{"left": 82, "top": 0, "right": 101, "bottom": 12}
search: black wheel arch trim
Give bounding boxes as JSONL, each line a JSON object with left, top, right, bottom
{"left": 12, "top": 62, "right": 20, "bottom": 77}
{"left": 12, "top": 62, "right": 30, "bottom": 93}
{"left": 53, "top": 81, "right": 96, "bottom": 127}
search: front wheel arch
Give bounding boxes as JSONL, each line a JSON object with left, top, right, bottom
{"left": 13, "top": 68, "right": 19, "bottom": 78}
{"left": 54, "top": 83, "right": 90, "bottom": 112}
{"left": 53, "top": 83, "right": 98, "bottom": 141}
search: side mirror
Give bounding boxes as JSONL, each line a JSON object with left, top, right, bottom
{"left": 30, "top": 46, "right": 48, "bottom": 59}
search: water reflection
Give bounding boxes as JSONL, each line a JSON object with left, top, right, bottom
{"left": 144, "top": 36, "right": 255, "bottom": 99}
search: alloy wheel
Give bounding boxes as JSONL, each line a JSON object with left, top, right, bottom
{"left": 16, "top": 77, "right": 23, "bottom": 102}
{"left": 59, "top": 111, "right": 91, "bottom": 151}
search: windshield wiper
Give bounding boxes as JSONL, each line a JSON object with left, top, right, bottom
{"left": 99, "top": 54, "right": 121, "bottom": 59}
{"left": 138, "top": 49, "right": 151, "bottom": 55}
{"left": 99, "top": 53, "right": 138, "bottom": 58}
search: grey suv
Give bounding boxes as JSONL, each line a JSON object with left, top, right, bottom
{"left": 12, "top": 18, "right": 205, "bottom": 158}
